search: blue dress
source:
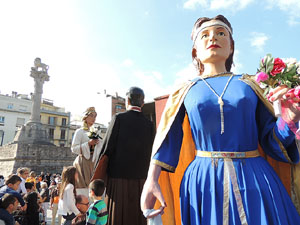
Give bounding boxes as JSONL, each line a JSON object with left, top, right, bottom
{"left": 153, "top": 75, "right": 300, "bottom": 225}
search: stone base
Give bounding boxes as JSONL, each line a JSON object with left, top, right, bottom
{"left": 0, "top": 143, "right": 76, "bottom": 177}
{"left": 13, "top": 122, "right": 53, "bottom": 145}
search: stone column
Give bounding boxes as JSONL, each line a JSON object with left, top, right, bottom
{"left": 13, "top": 58, "right": 52, "bottom": 145}
{"left": 28, "top": 68, "right": 49, "bottom": 123}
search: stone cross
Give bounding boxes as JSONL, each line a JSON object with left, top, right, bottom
{"left": 28, "top": 58, "right": 50, "bottom": 123}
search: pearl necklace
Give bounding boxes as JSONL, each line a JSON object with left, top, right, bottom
{"left": 199, "top": 73, "right": 235, "bottom": 134}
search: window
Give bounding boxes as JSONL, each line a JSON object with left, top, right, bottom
{"left": 16, "top": 118, "right": 25, "bottom": 127}
{"left": 115, "top": 105, "right": 124, "bottom": 112}
{"left": 60, "top": 129, "right": 66, "bottom": 140}
{"left": 48, "top": 117, "right": 56, "bottom": 125}
{"left": 116, "top": 105, "right": 122, "bottom": 110}
{"left": 60, "top": 143, "right": 65, "bottom": 147}
{"left": 62, "top": 118, "right": 67, "bottom": 126}
{"left": 19, "top": 105, "right": 27, "bottom": 112}
{"left": 7, "top": 103, "right": 13, "bottom": 109}
{"left": 49, "top": 128, "right": 54, "bottom": 139}
{"left": 0, "top": 116, "right": 4, "bottom": 125}
{"left": 0, "top": 130, "right": 4, "bottom": 146}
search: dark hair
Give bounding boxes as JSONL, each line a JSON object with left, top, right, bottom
{"left": 5, "top": 174, "right": 22, "bottom": 185}
{"left": 126, "top": 87, "right": 144, "bottom": 107}
{"left": 25, "top": 182, "right": 34, "bottom": 190}
{"left": 60, "top": 166, "right": 77, "bottom": 199}
{"left": 24, "top": 192, "right": 39, "bottom": 214}
{"left": 191, "top": 15, "right": 235, "bottom": 74}
{"left": 89, "top": 179, "right": 105, "bottom": 197}
{"left": 0, "top": 193, "right": 17, "bottom": 209}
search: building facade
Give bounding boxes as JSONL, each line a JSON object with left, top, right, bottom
{"left": 97, "top": 92, "right": 126, "bottom": 126}
{"left": 0, "top": 93, "right": 32, "bottom": 146}
{"left": 0, "top": 93, "right": 73, "bottom": 147}
{"left": 40, "top": 99, "right": 71, "bottom": 147}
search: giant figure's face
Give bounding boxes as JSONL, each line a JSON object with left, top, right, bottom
{"left": 194, "top": 21, "right": 232, "bottom": 67}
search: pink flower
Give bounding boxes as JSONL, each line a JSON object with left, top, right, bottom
{"left": 256, "top": 72, "right": 269, "bottom": 83}
{"left": 270, "top": 58, "right": 286, "bottom": 76}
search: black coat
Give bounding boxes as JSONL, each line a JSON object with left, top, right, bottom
{"left": 98, "top": 110, "right": 154, "bottom": 179}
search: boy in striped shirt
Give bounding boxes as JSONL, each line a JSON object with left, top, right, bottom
{"left": 87, "top": 179, "right": 108, "bottom": 225}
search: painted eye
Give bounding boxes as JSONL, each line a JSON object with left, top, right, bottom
{"left": 218, "top": 31, "right": 225, "bottom": 36}
{"left": 201, "top": 34, "right": 208, "bottom": 39}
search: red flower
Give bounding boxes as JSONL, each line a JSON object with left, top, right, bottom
{"left": 270, "top": 58, "right": 286, "bottom": 76}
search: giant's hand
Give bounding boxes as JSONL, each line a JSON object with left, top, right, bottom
{"left": 268, "top": 85, "right": 300, "bottom": 122}
{"left": 140, "top": 164, "right": 166, "bottom": 218}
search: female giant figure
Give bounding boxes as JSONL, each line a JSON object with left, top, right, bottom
{"left": 141, "top": 15, "right": 300, "bottom": 225}
{"left": 71, "top": 107, "right": 101, "bottom": 197}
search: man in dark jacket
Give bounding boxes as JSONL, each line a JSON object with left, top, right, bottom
{"left": 0, "top": 194, "right": 19, "bottom": 225}
{"left": 94, "top": 87, "right": 154, "bottom": 225}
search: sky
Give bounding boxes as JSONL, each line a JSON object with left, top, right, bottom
{"left": 0, "top": 0, "right": 300, "bottom": 125}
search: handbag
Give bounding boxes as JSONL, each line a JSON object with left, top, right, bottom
{"left": 91, "top": 154, "right": 108, "bottom": 182}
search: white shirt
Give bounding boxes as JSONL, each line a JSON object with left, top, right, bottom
{"left": 18, "top": 177, "right": 27, "bottom": 194}
{"left": 0, "top": 178, "right": 4, "bottom": 187}
{"left": 57, "top": 183, "right": 80, "bottom": 216}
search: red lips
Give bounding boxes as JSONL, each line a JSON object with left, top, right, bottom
{"left": 207, "top": 44, "right": 221, "bottom": 49}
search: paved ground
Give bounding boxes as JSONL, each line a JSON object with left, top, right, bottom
{"left": 46, "top": 208, "right": 61, "bottom": 225}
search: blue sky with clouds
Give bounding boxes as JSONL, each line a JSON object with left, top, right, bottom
{"left": 0, "top": 0, "right": 299, "bottom": 124}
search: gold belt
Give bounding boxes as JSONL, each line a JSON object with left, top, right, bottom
{"left": 196, "top": 149, "right": 259, "bottom": 225}
{"left": 196, "top": 149, "right": 260, "bottom": 158}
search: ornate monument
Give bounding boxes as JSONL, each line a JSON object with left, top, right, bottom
{"left": 13, "top": 58, "right": 51, "bottom": 144}
{"left": 0, "top": 58, "right": 76, "bottom": 177}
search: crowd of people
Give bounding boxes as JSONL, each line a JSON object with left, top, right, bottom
{"left": 0, "top": 86, "right": 149, "bottom": 225}
{"left": 0, "top": 169, "right": 62, "bottom": 225}
{"left": 0, "top": 168, "right": 107, "bottom": 225}
{"left": 1, "top": 14, "right": 300, "bottom": 225}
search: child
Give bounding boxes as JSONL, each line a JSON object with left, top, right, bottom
{"left": 39, "top": 182, "right": 50, "bottom": 221}
{"left": 58, "top": 166, "right": 80, "bottom": 225}
{"left": 0, "top": 174, "right": 26, "bottom": 211}
{"left": 25, "top": 171, "right": 37, "bottom": 191}
{"left": 24, "top": 182, "right": 34, "bottom": 193}
{"left": 86, "top": 179, "right": 107, "bottom": 225}
{"left": 50, "top": 182, "right": 62, "bottom": 225}
{"left": 22, "top": 192, "right": 41, "bottom": 225}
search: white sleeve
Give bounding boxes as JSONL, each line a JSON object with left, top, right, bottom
{"left": 21, "top": 182, "right": 27, "bottom": 194}
{"left": 65, "top": 185, "right": 80, "bottom": 215}
{"left": 71, "top": 129, "right": 90, "bottom": 160}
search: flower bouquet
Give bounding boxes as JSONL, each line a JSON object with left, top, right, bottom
{"left": 88, "top": 127, "right": 102, "bottom": 153}
{"left": 256, "top": 54, "right": 300, "bottom": 117}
